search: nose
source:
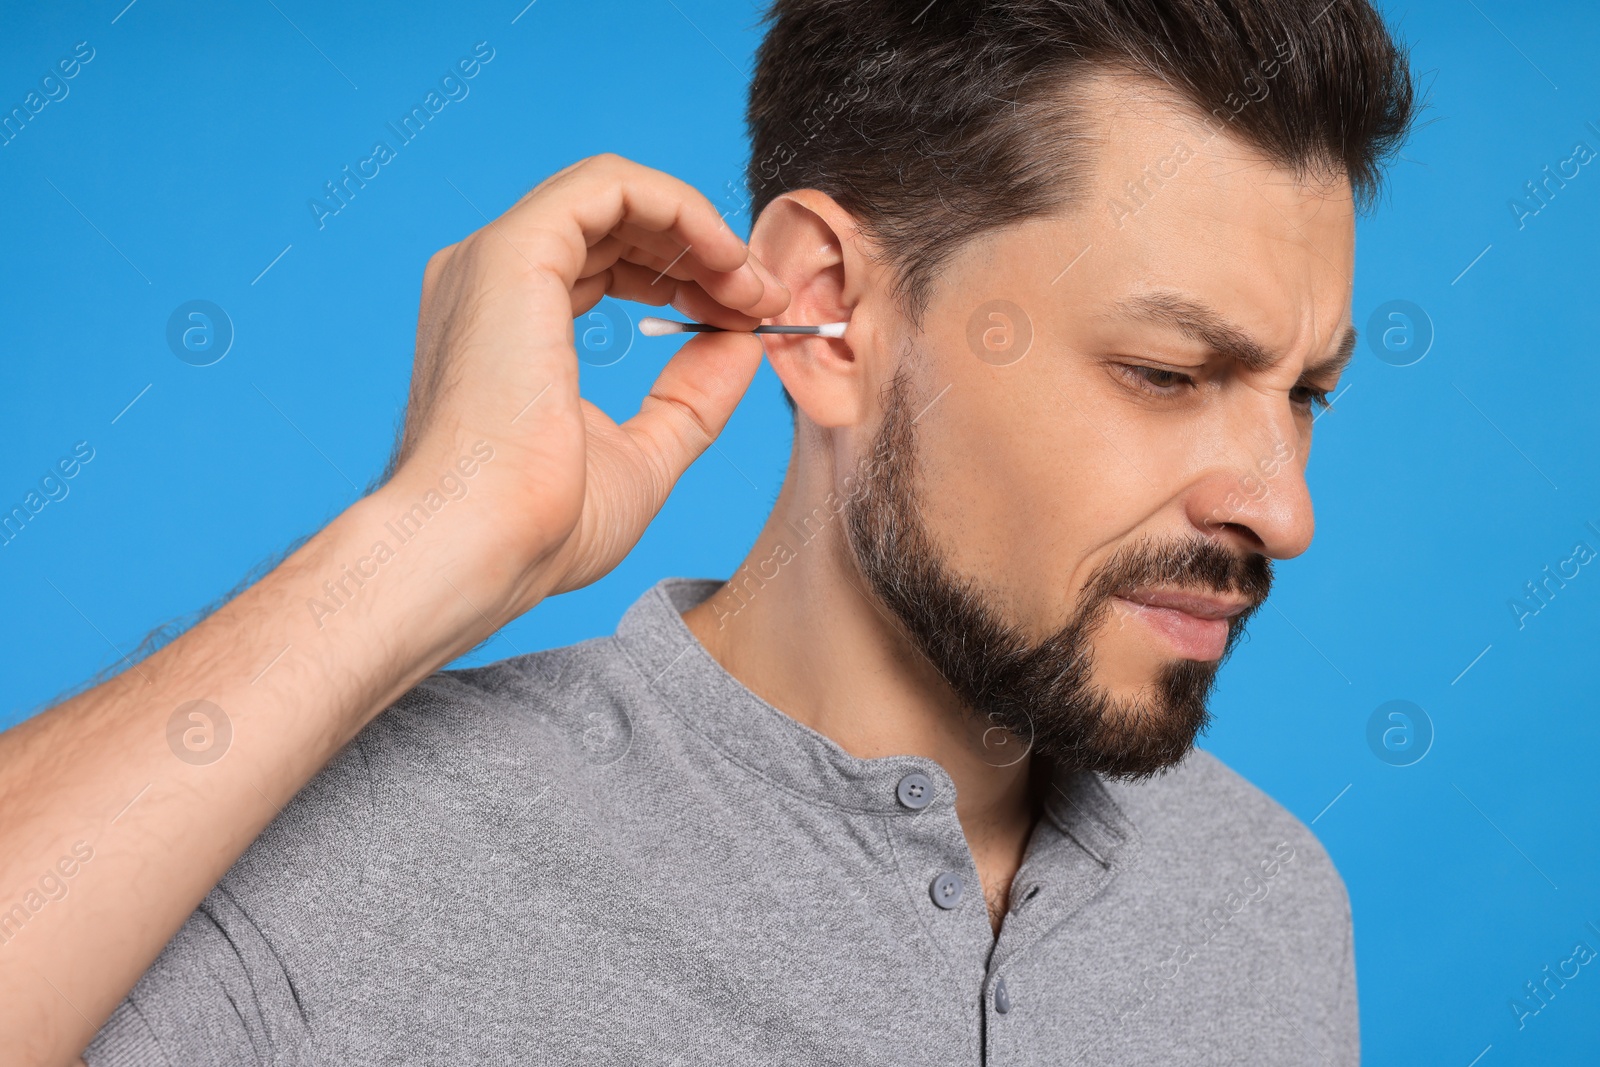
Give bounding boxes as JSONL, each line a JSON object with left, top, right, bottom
{"left": 1184, "top": 409, "right": 1315, "bottom": 561}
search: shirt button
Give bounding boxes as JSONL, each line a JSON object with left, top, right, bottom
{"left": 993, "top": 977, "right": 1012, "bottom": 1014}
{"left": 896, "top": 771, "right": 934, "bottom": 810}
{"left": 929, "top": 871, "right": 965, "bottom": 909}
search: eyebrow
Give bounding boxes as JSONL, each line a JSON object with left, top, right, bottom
{"left": 1111, "top": 291, "right": 1356, "bottom": 383}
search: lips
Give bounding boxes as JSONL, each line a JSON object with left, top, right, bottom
{"left": 1112, "top": 587, "right": 1252, "bottom": 660}
{"left": 1115, "top": 587, "right": 1252, "bottom": 620}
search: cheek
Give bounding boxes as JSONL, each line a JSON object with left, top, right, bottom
{"left": 912, "top": 369, "right": 1165, "bottom": 624}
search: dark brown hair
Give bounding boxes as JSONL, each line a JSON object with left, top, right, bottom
{"left": 745, "top": 0, "right": 1416, "bottom": 331}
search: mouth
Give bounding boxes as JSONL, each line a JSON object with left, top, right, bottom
{"left": 1111, "top": 587, "right": 1252, "bottom": 661}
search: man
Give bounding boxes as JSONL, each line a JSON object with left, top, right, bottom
{"left": 0, "top": 0, "right": 1414, "bottom": 1062}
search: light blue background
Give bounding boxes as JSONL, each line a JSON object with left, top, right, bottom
{"left": 2, "top": 1, "right": 1596, "bottom": 1061}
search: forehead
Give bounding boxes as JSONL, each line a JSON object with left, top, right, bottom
{"left": 1000, "top": 72, "right": 1358, "bottom": 363}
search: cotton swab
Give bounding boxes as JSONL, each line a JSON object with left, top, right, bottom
{"left": 639, "top": 316, "right": 848, "bottom": 339}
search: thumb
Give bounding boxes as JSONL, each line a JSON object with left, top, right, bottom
{"left": 622, "top": 329, "right": 767, "bottom": 504}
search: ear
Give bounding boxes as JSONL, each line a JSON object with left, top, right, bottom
{"left": 747, "top": 190, "right": 874, "bottom": 429}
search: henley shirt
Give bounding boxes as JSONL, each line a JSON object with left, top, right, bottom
{"left": 84, "top": 577, "right": 1357, "bottom": 1065}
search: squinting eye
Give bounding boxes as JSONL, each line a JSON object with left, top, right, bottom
{"left": 1292, "top": 385, "right": 1333, "bottom": 413}
{"left": 1120, "top": 364, "right": 1198, "bottom": 395}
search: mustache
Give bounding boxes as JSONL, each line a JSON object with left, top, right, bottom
{"left": 1079, "top": 535, "right": 1272, "bottom": 670}
{"left": 1086, "top": 534, "right": 1273, "bottom": 619}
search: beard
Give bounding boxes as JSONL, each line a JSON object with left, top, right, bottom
{"left": 841, "top": 371, "right": 1273, "bottom": 781}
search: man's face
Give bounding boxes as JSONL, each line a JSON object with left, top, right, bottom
{"left": 842, "top": 75, "right": 1356, "bottom": 777}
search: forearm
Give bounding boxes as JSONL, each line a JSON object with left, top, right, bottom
{"left": 0, "top": 467, "right": 523, "bottom": 1065}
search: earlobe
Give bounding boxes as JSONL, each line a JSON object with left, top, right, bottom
{"left": 748, "top": 191, "right": 871, "bottom": 429}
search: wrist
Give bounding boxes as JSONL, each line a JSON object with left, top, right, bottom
{"left": 358, "top": 447, "right": 561, "bottom": 643}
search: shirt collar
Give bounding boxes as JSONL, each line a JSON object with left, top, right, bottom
{"left": 612, "top": 576, "right": 1139, "bottom": 856}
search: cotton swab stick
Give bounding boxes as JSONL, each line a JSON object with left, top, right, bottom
{"left": 639, "top": 316, "right": 848, "bottom": 339}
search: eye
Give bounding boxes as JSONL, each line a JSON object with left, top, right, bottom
{"left": 1117, "top": 363, "right": 1199, "bottom": 397}
{"left": 1292, "top": 384, "right": 1334, "bottom": 414}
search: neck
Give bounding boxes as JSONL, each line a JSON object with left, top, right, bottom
{"left": 682, "top": 443, "right": 1040, "bottom": 901}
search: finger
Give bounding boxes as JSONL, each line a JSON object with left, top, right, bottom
{"left": 622, "top": 328, "right": 766, "bottom": 499}
{"left": 610, "top": 221, "right": 704, "bottom": 266}
{"left": 685, "top": 253, "right": 790, "bottom": 322}
{"left": 560, "top": 155, "right": 749, "bottom": 271}
{"left": 578, "top": 235, "right": 628, "bottom": 280}
{"left": 570, "top": 258, "right": 677, "bottom": 318}
{"left": 608, "top": 244, "right": 699, "bottom": 288}
{"left": 662, "top": 280, "right": 768, "bottom": 330}
{"left": 576, "top": 229, "right": 713, "bottom": 283}
{"left": 601, "top": 223, "right": 792, "bottom": 327}
{"left": 601, "top": 260, "right": 764, "bottom": 323}
{"left": 511, "top": 154, "right": 789, "bottom": 319}
{"left": 610, "top": 240, "right": 785, "bottom": 318}
{"left": 572, "top": 262, "right": 767, "bottom": 332}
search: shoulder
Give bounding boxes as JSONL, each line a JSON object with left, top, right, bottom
{"left": 224, "top": 634, "right": 644, "bottom": 895}
{"left": 350, "top": 633, "right": 648, "bottom": 777}
{"left": 1099, "top": 747, "right": 1350, "bottom": 920}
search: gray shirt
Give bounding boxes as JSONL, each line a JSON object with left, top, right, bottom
{"left": 85, "top": 577, "right": 1357, "bottom": 1065}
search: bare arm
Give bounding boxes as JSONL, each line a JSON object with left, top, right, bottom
{"left": 0, "top": 153, "right": 789, "bottom": 1066}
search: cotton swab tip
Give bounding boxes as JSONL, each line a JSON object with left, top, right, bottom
{"left": 638, "top": 316, "right": 688, "bottom": 336}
